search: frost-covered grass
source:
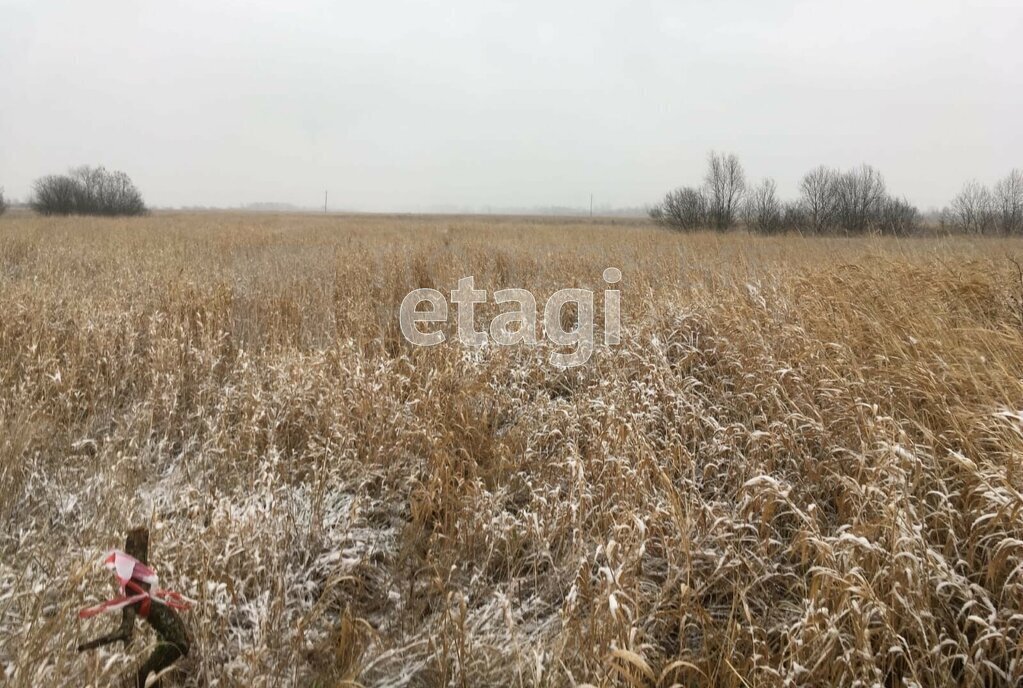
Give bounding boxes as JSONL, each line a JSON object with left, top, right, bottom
{"left": 2, "top": 212, "right": 1023, "bottom": 686}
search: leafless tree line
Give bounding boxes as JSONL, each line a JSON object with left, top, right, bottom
{"left": 649, "top": 152, "right": 747, "bottom": 231}
{"left": 940, "top": 171, "right": 1023, "bottom": 235}
{"left": 0, "top": 187, "right": 7, "bottom": 216}
{"left": 651, "top": 153, "right": 923, "bottom": 235}
{"left": 788, "top": 164, "right": 921, "bottom": 236}
{"left": 30, "top": 166, "right": 147, "bottom": 216}
{"left": 648, "top": 152, "right": 743, "bottom": 232}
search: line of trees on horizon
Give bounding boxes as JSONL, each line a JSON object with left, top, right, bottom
{"left": 28, "top": 166, "right": 147, "bottom": 217}
{"left": 938, "top": 171, "right": 1023, "bottom": 235}
{"left": 650, "top": 152, "right": 1023, "bottom": 236}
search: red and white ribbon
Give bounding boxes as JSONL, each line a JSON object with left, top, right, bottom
{"left": 79, "top": 550, "right": 194, "bottom": 619}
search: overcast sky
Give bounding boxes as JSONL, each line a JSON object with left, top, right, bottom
{"left": 1, "top": 0, "right": 1020, "bottom": 211}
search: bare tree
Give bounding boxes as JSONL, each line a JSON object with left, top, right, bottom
{"left": 743, "top": 178, "right": 783, "bottom": 234}
{"left": 798, "top": 165, "right": 839, "bottom": 233}
{"left": 704, "top": 151, "right": 746, "bottom": 231}
{"left": 31, "top": 175, "right": 79, "bottom": 215}
{"left": 649, "top": 186, "right": 707, "bottom": 231}
{"left": 30, "top": 166, "right": 147, "bottom": 216}
{"left": 994, "top": 169, "right": 1023, "bottom": 235}
{"left": 69, "top": 165, "right": 103, "bottom": 211}
{"left": 0, "top": 187, "right": 7, "bottom": 216}
{"left": 834, "top": 164, "right": 887, "bottom": 234}
{"left": 943, "top": 180, "right": 996, "bottom": 235}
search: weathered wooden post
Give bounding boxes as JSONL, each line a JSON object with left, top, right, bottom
{"left": 78, "top": 527, "right": 192, "bottom": 687}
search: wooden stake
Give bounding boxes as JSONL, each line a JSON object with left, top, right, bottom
{"left": 78, "top": 527, "right": 192, "bottom": 687}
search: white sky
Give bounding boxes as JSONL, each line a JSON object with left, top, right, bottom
{"left": 1, "top": 0, "right": 1020, "bottom": 211}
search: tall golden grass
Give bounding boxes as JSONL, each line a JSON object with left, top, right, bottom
{"left": 2, "top": 212, "right": 1023, "bottom": 686}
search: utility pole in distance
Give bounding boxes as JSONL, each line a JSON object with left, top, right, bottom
{"left": 590, "top": 193, "right": 593, "bottom": 218}
{"left": 324, "top": 190, "right": 328, "bottom": 214}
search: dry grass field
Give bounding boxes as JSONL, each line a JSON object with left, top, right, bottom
{"left": 2, "top": 212, "right": 1023, "bottom": 687}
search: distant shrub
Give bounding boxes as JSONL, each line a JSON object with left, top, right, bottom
{"left": 801, "top": 163, "right": 919, "bottom": 236}
{"left": 877, "top": 196, "right": 920, "bottom": 236}
{"left": 704, "top": 151, "right": 746, "bottom": 231}
{"left": 0, "top": 187, "right": 7, "bottom": 216}
{"left": 649, "top": 186, "right": 707, "bottom": 231}
{"left": 798, "top": 166, "right": 840, "bottom": 233}
{"left": 782, "top": 200, "right": 809, "bottom": 233}
{"left": 743, "top": 178, "right": 784, "bottom": 234}
{"left": 941, "top": 180, "right": 996, "bottom": 235}
{"left": 833, "top": 164, "right": 887, "bottom": 234}
{"left": 30, "top": 166, "right": 147, "bottom": 216}
{"left": 994, "top": 169, "right": 1023, "bottom": 235}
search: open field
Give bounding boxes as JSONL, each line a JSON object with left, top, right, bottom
{"left": 2, "top": 213, "right": 1023, "bottom": 686}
